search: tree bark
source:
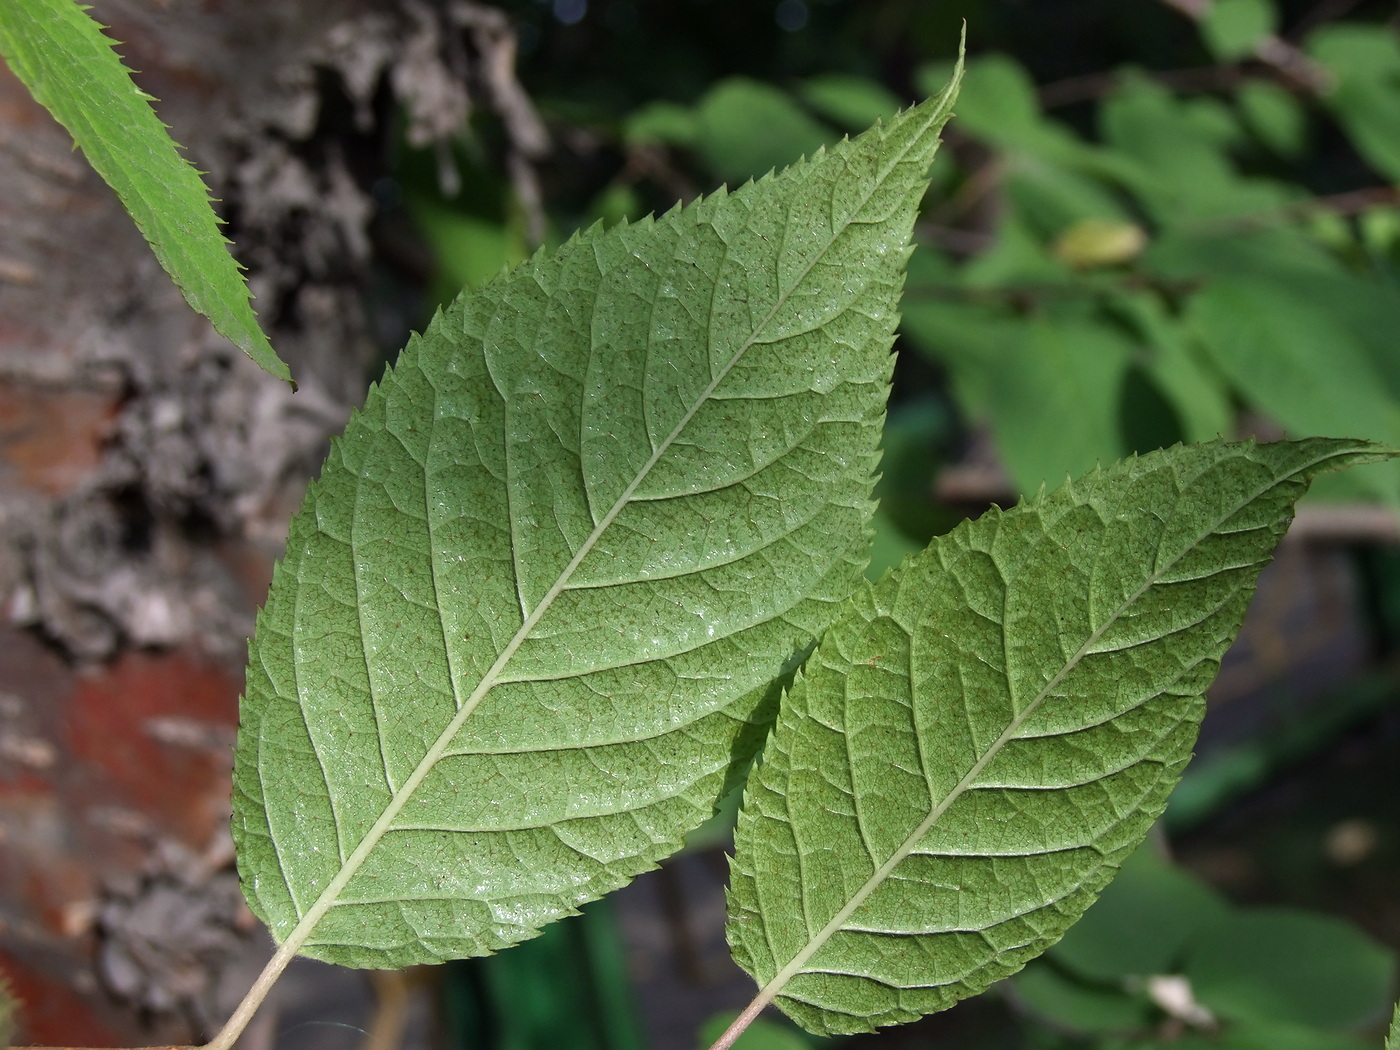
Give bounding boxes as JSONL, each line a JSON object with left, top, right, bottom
{"left": 0, "top": 1, "right": 542, "bottom": 1042}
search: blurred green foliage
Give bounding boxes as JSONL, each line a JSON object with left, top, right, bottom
{"left": 1012, "top": 846, "right": 1395, "bottom": 1048}
{"left": 403, "top": 0, "right": 1400, "bottom": 547}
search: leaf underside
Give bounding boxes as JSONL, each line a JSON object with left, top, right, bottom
{"left": 232, "top": 71, "right": 963, "bottom": 967}
{"left": 0, "top": 0, "right": 290, "bottom": 383}
{"left": 726, "top": 438, "right": 1392, "bottom": 1035}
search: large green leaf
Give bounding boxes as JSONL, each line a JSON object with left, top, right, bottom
{"left": 232, "top": 68, "right": 963, "bottom": 967}
{"left": 0, "top": 0, "right": 290, "bottom": 384}
{"left": 726, "top": 437, "right": 1391, "bottom": 1035}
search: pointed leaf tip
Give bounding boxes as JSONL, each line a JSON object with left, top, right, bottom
{"left": 0, "top": 0, "right": 292, "bottom": 383}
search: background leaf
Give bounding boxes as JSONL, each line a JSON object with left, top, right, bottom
{"left": 1009, "top": 962, "right": 1155, "bottom": 1035}
{"left": 0, "top": 0, "right": 291, "bottom": 384}
{"left": 1233, "top": 80, "right": 1306, "bottom": 158}
{"left": 798, "top": 75, "right": 900, "bottom": 132}
{"left": 902, "top": 294, "right": 1132, "bottom": 493}
{"left": 232, "top": 73, "right": 962, "bottom": 968}
{"left": 695, "top": 78, "right": 835, "bottom": 184}
{"left": 1200, "top": 0, "right": 1277, "bottom": 62}
{"left": 726, "top": 438, "right": 1391, "bottom": 1035}
{"left": 1048, "top": 845, "right": 1229, "bottom": 984}
{"left": 1185, "top": 273, "right": 1400, "bottom": 503}
{"left": 1309, "top": 25, "right": 1400, "bottom": 184}
{"left": 1184, "top": 908, "right": 1396, "bottom": 1029}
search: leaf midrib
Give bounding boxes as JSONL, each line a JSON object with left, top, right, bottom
{"left": 273, "top": 98, "right": 951, "bottom": 958}
{"left": 751, "top": 451, "right": 1334, "bottom": 1009}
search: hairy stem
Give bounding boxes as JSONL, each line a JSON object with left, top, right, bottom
{"left": 705, "top": 992, "right": 776, "bottom": 1050}
{"left": 201, "top": 936, "right": 302, "bottom": 1050}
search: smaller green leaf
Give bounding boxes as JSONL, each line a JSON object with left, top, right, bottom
{"left": 587, "top": 182, "right": 644, "bottom": 229}
{"left": 1385, "top": 999, "right": 1400, "bottom": 1050}
{"left": 0, "top": 0, "right": 290, "bottom": 384}
{"left": 959, "top": 212, "right": 1067, "bottom": 287}
{"left": 902, "top": 292, "right": 1134, "bottom": 496}
{"left": 726, "top": 438, "right": 1393, "bottom": 1036}
{"left": 405, "top": 193, "right": 528, "bottom": 303}
{"left": 1360, "top": 206, "right": 1400, "bottom": 258}
{"left": 939, "top": 53, "right": 1123, "bottom": 180}
{"left": 938, "top": 53, "right": 1043, "bottom": 150}
{"left": 1200, "top": 0, "right": 1277, "bottom": 62}
{"left": 1185, "top": 909, "right": 1397, "bottom": 1030}
{"left": 1009, "top": 163, "right": 1137, "bottom": 239}
{"left": 942, "top": 300, "right": 1133, "bottom": 495}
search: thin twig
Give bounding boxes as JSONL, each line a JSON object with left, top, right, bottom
{"left": 1290, "top": 0, "right": 1366, "bottom": 41}
{"left": 704, "top": 994, "right": 774, "bottom": 1050}
{"left": 452, "top": 2, "right": 551, "bottom": 245}
{"left": 1158, "top": 0, "right": 1209, "bottom": 18}
{"left": 1187, "top": 185, "right": 1400, "bottom": 235}
{"left": 1153, "top": 0, "right": 1333, "bottom": 91}
{"left": 361, "top": 970, "right": 411, "bottom": 1050}
{"left": 922, "top": 143, "right": 1003, "bottom": 232}
{"left": 201, "top": 936, "right": 301, "bottom": 1050}
{"left": 1039, "top": 64, "right": 1247, "bottom": 108}
{"left": 1253, "top": 34, "right": 1333, "bottom": 92}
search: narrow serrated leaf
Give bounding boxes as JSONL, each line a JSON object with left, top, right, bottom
{"left": 233, "top": 67, "right": 964, "bottom": 966}
{"left": 726, "top": 437, "right": 1393, "bottom": 1036}
{"left": 0, "top": 0, "right": 291, "bottom": 384}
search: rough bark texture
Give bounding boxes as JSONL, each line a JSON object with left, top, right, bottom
{"left": 0, "top": 1, "right": 543, "bottom": 1042}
